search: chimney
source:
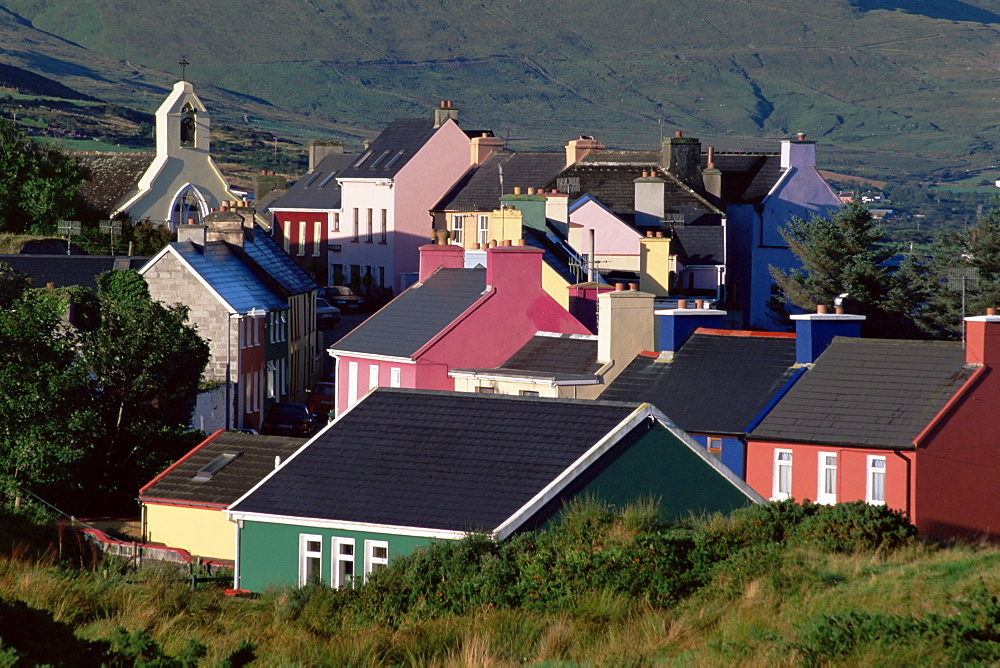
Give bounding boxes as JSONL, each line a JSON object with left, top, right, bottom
{"left": 964, "top": 312, "right": 1000, "bottom": 365}
{"left": 661, "top": 131, "right": 702, "bottom": 189}
{"left": 638, "top": 233, "right": 673, "bottom": 296}
{"left": 500, "top": 190, "right": 547, "bottom": 232}
{"left": 486, "top": 244, "right": 543, "bottom": 291}
{"left": 655, "top": 302, "right": 726, "bottom": 356}
{"left": 597, "top": 287, "right": 655, "bottom": 383}
{"left": 781, "top": 132, "right": 817, "bottom": 169}
{"left": 203, "top": 207, "right": 250, "bottom": 249}
{"left": 634, "top": 170, "right": 666, "bottom": 227}
{"left": 434, "top": 100, "right": 459, "bottom": 128}
{"left": 309, "top": 139, "right": 344, "bottom": 171}
{"left": 544, "top": 189, "right": 569, "bottom": 237}
{"left": 790, "top": 309, "right": 865, "bottom": 364}
{"left": 470, "top": 132, "right": 504, "bottom": 166}
{"left": 418, "top": 243, "right": 464, "bottom": 282}
{"left": 702, "top": 145, "right": 723, "bottom": 199}
{"left": 177, "top": 223, "right": 207, "bottom": 246}
{"left": 565, "top": 135, "right": 605, "bottom": 168}
{"left": 254, "top": 171, "right": 287, "bottom": 203}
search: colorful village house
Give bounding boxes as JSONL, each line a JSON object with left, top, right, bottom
{"left": 598, "top": 304, "right": 861, "bottom": 477}
{"left": 140, "top": 205, "right": 319, "bottom": 428}
{"left": 745, "top": 313, "right": 1000, "bottom": 541}
{"left": 326, "top": 241, "right": 590, "bottom": 414}
{"left": 226, "top": 388, "right": 763, "bottom": 592}
{"left": 138, "top": 431, "right": 304, "bottom": 562}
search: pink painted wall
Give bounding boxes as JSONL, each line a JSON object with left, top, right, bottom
{"left": 334, "top": 355, "right": 418, "bottom": 414}
{"left": 569, "top": 198, "right": 642, "bottom": 257}
{"left": 745, "top": 440, "right": 912, "bottom": 512}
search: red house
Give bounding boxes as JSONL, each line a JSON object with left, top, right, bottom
{"left": 327, "top": 241, "right": 590, "bottom": 414}
{"left": 746, "top": 314, "right": 1000, "bottom": 540}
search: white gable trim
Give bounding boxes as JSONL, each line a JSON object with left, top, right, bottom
{"left": 225, "top": 511, "right": 468, "bottom": 541}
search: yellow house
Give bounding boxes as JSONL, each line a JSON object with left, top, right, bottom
{"left": 450, "top": 285, "right": 654, "bottom": 398}
{"left": 139, "top": 431, "right": 303, "bottom": 561}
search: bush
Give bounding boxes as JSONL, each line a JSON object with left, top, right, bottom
{"left": 790, "top": 501, "right": 916, "bottom": 553}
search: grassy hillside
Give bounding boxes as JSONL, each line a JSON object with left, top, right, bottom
{"left": 3, "top": 501, "right": 1000, "bottom": 664}
{"left": 0, "top": 0, "right": 998, "bottom": 180}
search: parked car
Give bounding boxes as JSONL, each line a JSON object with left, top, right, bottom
{"left": 306, "top": 381, "right": 336, "bottom": 417}
{"left": 260, "top": 403, "right": 319, "bottom": 438}
{"left": 322, "top": 286, "right": 367, "bottom": 312}
{"left": 315, "top": 297, "right": 341, "bottom": 328}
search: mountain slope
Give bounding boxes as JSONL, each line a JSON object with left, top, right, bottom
{"left": 0, "top": 0, "right": 998, "bottom": 177}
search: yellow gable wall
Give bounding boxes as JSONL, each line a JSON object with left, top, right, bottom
{"left": 144, "top": 503, "right": 235, "bottom": 561}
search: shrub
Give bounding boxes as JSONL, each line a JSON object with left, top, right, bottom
{"left": 790, "top": 501, "right": 916, "bottom": 553}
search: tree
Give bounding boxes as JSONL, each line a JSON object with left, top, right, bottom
{"left": 769, "top": 201, "right": 925, "bottom": 338}
{"left": 0, "top": 120, "right": 89, "bottom": 235}
{"left": 0, "top": 261, "right": 31, "bottom": 309}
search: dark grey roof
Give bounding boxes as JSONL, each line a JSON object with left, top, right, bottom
{"left": 230, "top": 389, "right": 638, "bottom": 531}
{"left": 433, "top": 152, "right": 566, "bottom": 211}
{"left": 750, "top": 337, "right": 971, "bottom": 449}
{"left": 601, "top": 331, "right": 799, "bottom": 436}
{"left": 167, "top": 241, "right": 288, "bottom": 313}
{"left": 331, "top": 268, "right": 486, "bottom": 358}
{"left": 672, "top": 225, "right": 724, "bottom": 265}
{"left": 243, "top": 225, "right": 317, "bottom": 296}
{"left": 140, "top": 432, "right": 304, "bottom": 507}
{"left": 269, "top": 153, "right": 356, "bottom": 210}
{"left": 71, "top": 151, "right": 155, "bottom": 215}
{"left": 522, "top": 225, "right": 584, "bottom": 285}
{"left": 0, "top": 254, "right": 148, "bottom": 293}
{"left": 500, "top": 333, "right": 599, "bottom": 374}
{"left": 336, "top": 119, "right": 437, "bottom": 180}
{"left": 705, "top": 153, "right": 782, "bottom": 204}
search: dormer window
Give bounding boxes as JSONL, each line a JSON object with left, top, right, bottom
{"left": 180, "top": 103, "right": 196, "bottom": 148}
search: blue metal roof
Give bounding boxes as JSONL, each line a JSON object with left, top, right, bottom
{"left": 244, "top": 227, "right": 318, "bottom": 296}
{"left": 172, "top": 241, "right": 288, "bottom": 313}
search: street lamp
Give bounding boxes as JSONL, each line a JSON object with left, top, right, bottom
{"left": 226, "top": 308, "right": 267, "bottom": 431}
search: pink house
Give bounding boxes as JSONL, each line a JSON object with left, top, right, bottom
{"left": 745, "top": 314, "right": 1000, "bottom": 540}
{"left": 327, "top": 242, "right": 590, "bottom": 414}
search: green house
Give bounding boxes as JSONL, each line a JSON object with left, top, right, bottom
{"left": 227, "top": 388, "right": 763, "bottom": 592}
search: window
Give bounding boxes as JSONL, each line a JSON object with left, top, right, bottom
{"left": 866, "top": 455, "right": 886, "bottom": 505}
{"left": 772, "top": 449, "right": 792, "bottom": 501}
{"left": 299, "top": 534, "right": 323, "bottom": 587}
{"left": 193, "top": 451, "right": 241, "bottom": 482}
{"left": 352, "top": 208, "right": 359, "bottom": 242}
{"left": 476, "top": 386, "right": 495, "bottom": 394}
{"left": 313, "top": 221, "right": 322, "bottom": 256}
{"left": 817, "top": 452, "right": 837, "bottom": 505}
{"left": 519, "top": 390, "right": 539, "bottom": 397}
{"left": 380, "top": 209, "right": 387, "bottom": 243}
{"left": 369, "top": 364, "right": 379, "bottom": 390}
{"left": 366, "top": 208, "right": 373, "bottom": 242}
{"left": 348, "top": 362, "right": 358, "bottom": 406}
{"left": 332, "top": 212, "right": 340, "bottom": 233}
{"left": 390, "top": 367, "right": 401, "bottom": 388}
{"left": 379, "top": 266, "right": 385, "bottom": 288}
{"left": 478, "top": 214, "right": 490, "bottom": 246}
{"left": 364, "top": 540, "right": 389, "bottom": 581}
{"left": 450, "top": 214, "right": 463, "bottom": 245}
{"left": 297, "top": 223, "right": 306, "bottom": 256}
{"left": 267, "top": 364, "right": 276, "bottom": 398}
{"left": 332, "top": 537, "right": 356, "bottom": 589}
{"left": 283, "top": 221, "right": 290, "bottom": 252}
{"left": 707, "top": 437, "right": 722, "bottom": 460}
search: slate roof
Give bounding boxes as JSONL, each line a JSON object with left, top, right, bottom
{"left": 229, "top": 389, "right": 639, "bottom": 532}
{"left": 454, "top": 333, "right": 600, "bottom": 380}
{"left": 672, "top": 226, "right": 724, "bottom": 265}
{"left": 71, "top": 151, "right": 155, "bottom": 215}
{"left": 336, "top": 119, "right": 438, "bottom": 180}
{"left": 331, "top": 268, "right": 486, "bottom": 358}
{"left": 522, "top": 224, "right": 585, "bottom": 285}
{"left": 269, "top": 153, "right": 356, "bottom": 210}
{"left": 705, "top": 153, "right": 782, "bottom": 204}
{"left": 750, "top": 337, "right": 971, "bottom": 449}
{"left": 140, "top": 432, "right": 304, "bottom": 507}
{"left": 167, "top": 241, "right": 288, "bottom": 313}
{"left": 243, "top": 226, "right": 317, "bottom": 296}
{"left": 433, "top": 152, "right": 566, "bottom": 212}
{"left": 0, "top": 254, "right": 148, "bottom": 293}
{"left": 601, "top": 330, "right": 799, "bottom": 436}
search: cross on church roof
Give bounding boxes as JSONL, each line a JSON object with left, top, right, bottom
{"left": 179, "top": 56, "right": 189, "bottom": 82}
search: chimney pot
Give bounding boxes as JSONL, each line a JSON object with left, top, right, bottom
{"left": 629, "top": 282, "right": 638, "bottom": 291}
{"left": 187, "top": 218, "right": 195, "bottom": 225}
{"left": 517, "top": 238, "right": 526, "bottom": 246}
{"left": 796, "top": 132, "right": 806, "bottom": 142}
{"left": 615, "top": 282, "right": 625, "bottom": 292}
{"left": 677, "top": 299, "right": 687, "bottom": 309}
{"left": 527, "top": 187, "right": 535, "bottom": 195}
{"left": 988, "top": 307, "right": 998, "bottom": 316}
{"left": 695, "top": 299, "right": 704, "bottom": 309}
{"left": 220, "top": 205, "right": 228, "bottom": 212}
{"left": 261, "top": 169, "right": 267, "bottom": 175}
{"left": 502, "top": 239, "right": 512, "bottom": 247}
{"left": 817, "top": 304, "right": 828, "bottom": 314}
{"left": 551, "top": 188, "right": 558, "bottom": 194}
{"left": 836, "top": 306, "right": 845, "bottom": 315}
{"left": 655, "top": 231, "right": 663, "bottom": 238}
{"left": 646, "top": 230, "right": 653, "bottom": 238}
{"left": 513, "top": 186, "right": 522, "bottom": 195}
{"left": 489, "top": 239, "right": 497, "bottom": 247}
{"left": 674, "top": 130, "right": 682, "bottom": 138}
{"left": 46, "top": 282, "right": 55, "bottom": 289}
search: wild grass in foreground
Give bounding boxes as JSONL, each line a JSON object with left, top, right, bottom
{"left": 1, "top": 500, "right": 1000, "bottom": 665}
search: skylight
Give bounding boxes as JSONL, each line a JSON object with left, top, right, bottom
{"left": 369, "top": 150, "right": 391, "bottom": 169}
{"left": 304, "top": 172, "right": 322, "bottom": 187}
{"left": 318, "top": 171, "right": 338, "bottom": 188}
{"left": 354, "top": 151, "right": 373, "bottom": 167}
{"left": 193, "top": 451, "right": 242, "bottom": 482}
{"left": 384, "top": 150, "right": 406, "bottom": 169}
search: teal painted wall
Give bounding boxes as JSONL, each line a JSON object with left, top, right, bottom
{"left": 238, "top": 521, "right": 439, "bottom": 592}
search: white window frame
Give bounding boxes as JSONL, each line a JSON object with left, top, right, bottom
{"left": 332, "top": 212, "right": 340, "bottom": 233}
{"left": 298, "top": 533, "right": 323, "bottom": 587}
{"left": 348, "top": 361, "right": 358, "bottom": 406}
{"left": 380, "top": 209, "right": 387, "bottom": 243}
{"left": 866, "top": 455, "right": 886, "bottom": 505}
{"left": 297, "top": 222, "right": 306, "bottom": 256}
{"left": 817, "top": 451, "right": 837, "bottom": 505}
{"left": 331, "top": 537, "right": 356, "bottom": 589}
{"left": 369, "top": 364, "right": 379, "bottom": 391}
{"left": 283, "top": 220, "right": 290, "bottom": 252}
{"left": 477, "top": 214, "right": 489, "bottom": 246}
{"left": 390, "top": 367, "right": 401, "bottom": 388}
{"left": 313, "top": 221, "right": 322, "bottom": 257}
{"left": 772, "top": 449, "right": 792, "bottom": 501}
{"left": 450, "top": 214, "right": 463, "bottom": 245}
{"left": 364, "top": 539, "right": 389, "bottom": 581}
